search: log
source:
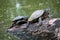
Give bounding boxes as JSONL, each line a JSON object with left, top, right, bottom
{"left": 7, "top": 18, "right": 60, "bottom": 40}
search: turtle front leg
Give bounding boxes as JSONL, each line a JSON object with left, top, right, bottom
{"left": 9, "top": 23, "right": 16, "bottom": 28}
{"left": 26, "top": 21, "right": 30, "bottom": 28}
{"left": 38, "top": 18, "right": 42, "bottom": 26}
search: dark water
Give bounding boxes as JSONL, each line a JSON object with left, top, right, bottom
{"left": 0, "top": 0, "right": 60, "bottom": 40}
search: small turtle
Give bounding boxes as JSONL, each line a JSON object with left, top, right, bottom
{"left": 28, "top": 10, "right": 49, "bottom": 26}
{"left": 10, "top": 16, "right": 28, "bottom": 28}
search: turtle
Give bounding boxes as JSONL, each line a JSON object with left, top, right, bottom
{"left": 9, "top": 16, "right": 28, "bottom": 28}
{"left": 28, "top": 10, "right": 49, "bottom": 26}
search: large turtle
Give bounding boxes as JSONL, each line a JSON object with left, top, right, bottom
{"left": 28, "top": 10, "right": 49, "bottom": 28}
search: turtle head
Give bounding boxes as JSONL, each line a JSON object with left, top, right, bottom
{"left": 40, "top": 10, "right": 50, "bottom": 20}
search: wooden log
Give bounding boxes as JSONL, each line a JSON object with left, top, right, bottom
{"left": 7, "top": 18, "right": 60, "bottom": 40}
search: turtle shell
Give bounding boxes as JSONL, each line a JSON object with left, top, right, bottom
{"left": 28, "top": 10, "right": 45, "bottom": 21}
{"left": 12, "top": 16, "right": 28, "bottom": 22}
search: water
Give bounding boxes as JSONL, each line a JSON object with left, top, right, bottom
{"left": 0, "top": 0, "right": 60, "bottom": 40}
